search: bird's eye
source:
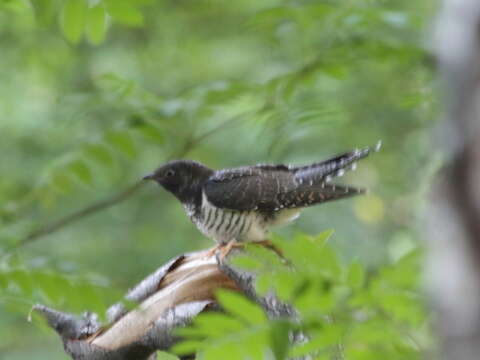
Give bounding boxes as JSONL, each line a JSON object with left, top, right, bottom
{"left": 166, "top": 169, "right": 175, "bottom": 177}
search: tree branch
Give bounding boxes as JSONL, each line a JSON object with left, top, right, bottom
{"left": 31, "top": 246, "right": 295, "bottom": 360}
{"left": 11, "top": 116, "right": 241, "bottom": 252}
{"left": 19, "top": 181, "right": 145, "bottom": 248}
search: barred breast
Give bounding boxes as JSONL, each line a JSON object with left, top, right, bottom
{"left": 186, "top": 192, "right": 301, "bottom": 244}
{"left": 185, "top": 193, "right": 266, "bottom": 244}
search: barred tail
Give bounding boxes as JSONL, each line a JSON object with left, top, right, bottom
{"left": 293, "top": 141, "right": 381, "bottom": 185}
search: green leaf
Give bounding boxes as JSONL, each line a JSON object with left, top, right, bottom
{"left": 346, "top": 318, "right": 399, "bottom": 346}
{"left": 377, "top": 292, "right": 424, "bottom": 325}
{"left": 203, "top": 345, "right": 243, "bottom": 360}
{"left": 347, "top": 262, "right": 365, "bottom": 289}
{"left": 68, "top": 159, "right": 93, "bottom": 186}
{"left": 289, "top": 325, "right": 343, "bottom": 357}
{"left": 216, "top": 290, "right": 267, "bottom": 325}
{"left": 71, "top": 281, "right": 106, "bottom": 314}
{"left": 105, "top": 131, "right": 137, "bottom": 158}
{"left": 295, "top": 282, "right": 336, "bottom": 315}
{"left": 50, "top": 171, "right": 74, "bottom": 194}
{"left": 105, "top": 0, "right": 143, "bottom": 26}
{"left": 0, "top": 271, "right": 8, "bottom": 290}
{"left": 314, "top": 246, "right": 342, "bottom": 279}
{"left": 34, "top": 272, "right": 70, "bottom": 305}
{"left": 177, "top": 313, "right": 245, "bottom": 338}
{"left": 230, "top": 254, "right": 264, "bottom": 271}
{"left": 313, "top": 229, "right": 335, "bottom": 246}
{"left": 83, "top": 143, "right": 114, "bottom": 166}
{"left": 256, "top": 273, "right": 272, "bottom": 296}
{"left": 137, "top": 124, "right": 164, "bottom": 145}
{"left": 86, "top": 3, "right": 107, "bottom": 44}
{"left": 61, "top": 0, "right": 87, "bottom": 43}
{"left": 271, "top": 271, "right": 298, "bottom": 301}
{"left": 157, "top": 351, "right": 180, "bottom": 360}
{"left": 171, "top": 340, "right": 203, "bottom": 356}
{"left": 8, "top": 270, "right": 34, "bottom": 297}
{"left": 31, "top": 0, "right": 56, "bottom": 25}
{"left": 276, "top": 232, "right": 338, "bottom": 276}
{"left": 270, "top": 320, "right": 290, "bottom": 360}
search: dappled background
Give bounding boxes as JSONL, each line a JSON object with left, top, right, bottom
{"left": 0, "top": 0, "right": 435, "bottom": 358}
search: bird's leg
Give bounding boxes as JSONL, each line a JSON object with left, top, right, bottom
{"left": 208, "top": 240, "right": 284, "bottom": 261}
{"left": 204, "top": 244, "right": 222, "bottom": 258}
{"left": 218, "top": 240, "right": 244, "bottom": 261}
{"left": 204, "top": 241, "right": 243, "bottom": 259}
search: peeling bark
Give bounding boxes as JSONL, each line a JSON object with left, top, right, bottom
{"left": 32, "top": 246, "right": 293, "bottom": 359}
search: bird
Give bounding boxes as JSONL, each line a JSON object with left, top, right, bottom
{"left": 143, "top": 142, "right": 381, "bottom": 255}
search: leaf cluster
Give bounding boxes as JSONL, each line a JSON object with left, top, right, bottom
{"left": 173, "top": 231, "right": 429, "bottom": 360}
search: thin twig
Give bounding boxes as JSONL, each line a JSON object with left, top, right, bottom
{"left": 16, "top": 181, "right": 145, "bottom": 248}
{"left": 10, "top": 115, "right": 242, "bottom": 251}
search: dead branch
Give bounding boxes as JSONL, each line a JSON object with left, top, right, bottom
{"left": 31, "top": 246, "right": 293, "bottom": 360}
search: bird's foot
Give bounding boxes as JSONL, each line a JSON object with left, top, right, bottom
{"left": 218, "top": 241, "right": 244, "bottom": 261}
{"left": 207, "top": 240, "right": 284, "bottom": 262}
{"left": 204, "top": 242, "right": 244, "bottom": 260}
{"left": 204, "top": 244, "right": 222, "bottom": 259}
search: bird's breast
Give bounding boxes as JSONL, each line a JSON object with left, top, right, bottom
{"left": 186, "top": 193, "right": 267, "bottom": 243}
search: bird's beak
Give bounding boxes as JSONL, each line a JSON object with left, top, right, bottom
{"left": 142, "top": 173, "right": 154, "bottom": 181}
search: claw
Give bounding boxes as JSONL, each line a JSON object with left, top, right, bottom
{"left": 218, "top": 241, "right": 244, "bottom": 261}
{"left": 204, "top": 245, "right": 222, "bottom": 258}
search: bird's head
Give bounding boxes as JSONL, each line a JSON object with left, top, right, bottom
{"left": 143, "top": 160, "right": 213, "bottom": 203}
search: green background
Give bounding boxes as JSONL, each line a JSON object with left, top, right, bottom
{"left": 0, "top": 0, "right": 436, "bottom": 358}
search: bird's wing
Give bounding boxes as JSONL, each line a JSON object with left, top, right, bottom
{"left": 205, "top": 169, "right": 364, "bottom": 211}
{"left": 204, "top": 167, "right": 296, "bottom": 211}
{"left": 276, "top": 184, "right": 364, "bottom": 208}
{"left": 204, "top": 143, "right": 380, "bottom": 211}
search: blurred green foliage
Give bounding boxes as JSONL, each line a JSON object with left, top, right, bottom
{"left": 0, "top": 0, "right": 435, "bottom": 358}
{"left": 174, "top": 232, "right": 430, "bottom": 359}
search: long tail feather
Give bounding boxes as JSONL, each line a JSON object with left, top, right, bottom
{"left": 293, "top": 141, "right": 381, "bottom": 185}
